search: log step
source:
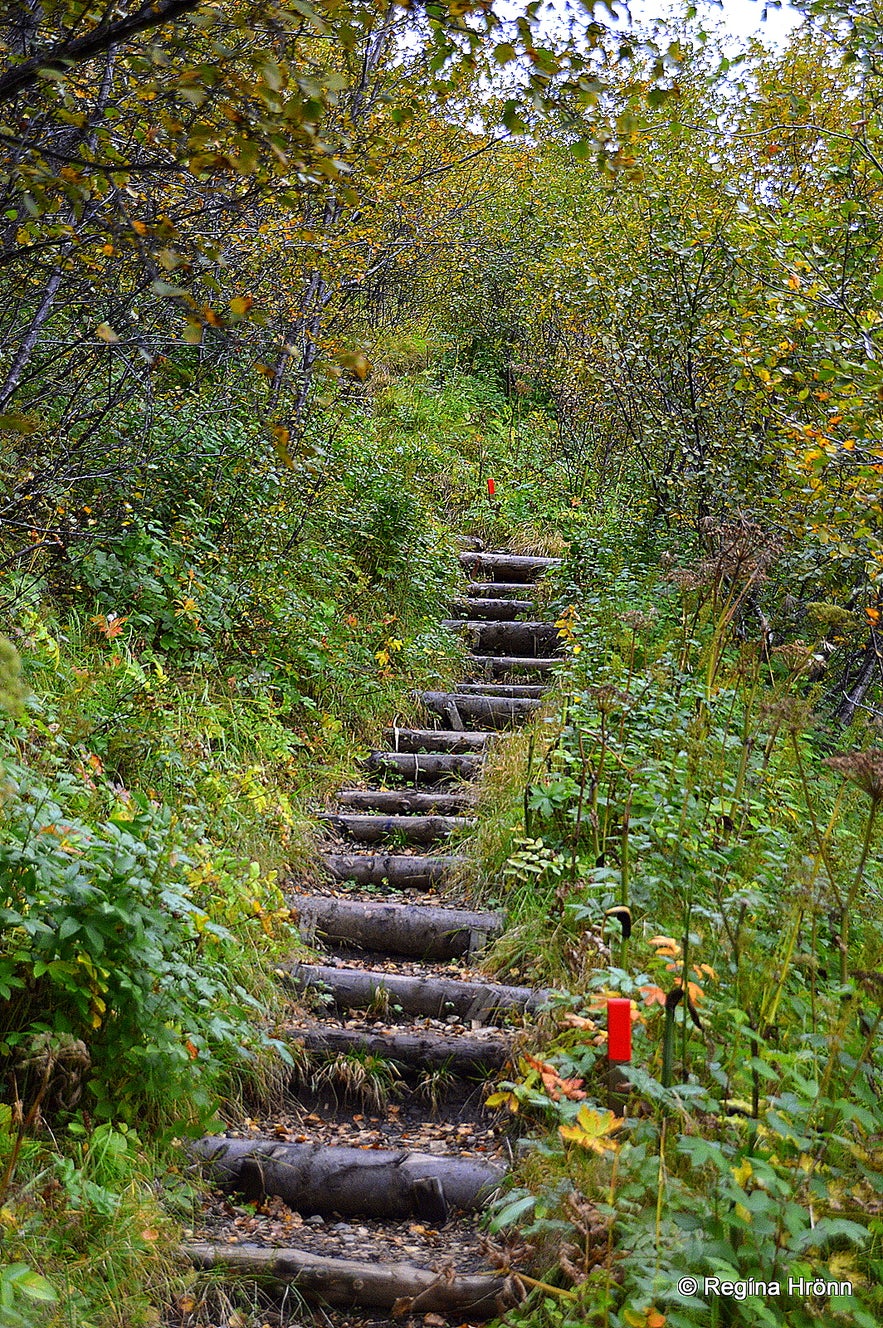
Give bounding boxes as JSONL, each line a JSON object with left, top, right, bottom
{"left": 460, "top": 551, "right": 560, "bottom": 582}
{"left": 451, "top": 597, "right": 535, "bottom": 621}
{"left": 467, "top": 581, "right": 536, "bottom": 599}
{"left": 443, "top": 619, "right": 562, "bottom": 657}
{"left": 382, "top": 727, "right": 494, "bottom": 753}
{"left": 287, "top": 963, "right": 547, "bottom": 1021}
{"left": 364, "top": 750, "right": 482, "bottom": 783}
{"left": 183, "top": 1244, "right": 517, "bottom": 1318}
{"left": 456, "top": 682, "right": 546, "bottom": 698}
{"left": 318, "top": 813, "right": 474, "bottom": 845}
{"left": 291, "top": 1025, "right": 511, "bottom": 1072}
{"left": 467, "top": 654, "right": 557, "bottom": 678}
{"left": 319, "top": 853, "right": 463, "bottom": 889}
{"left": 421, "top": 690, "right": 542, "bottom": 729}
{"left": 292, "top": 895, "right": 503, "bottom": 958}
{"left": 191, "top": 1138, "right": 505, "bottom": 1219}
{"left": 336, "top": 790, "right": 473, "bottom": 815}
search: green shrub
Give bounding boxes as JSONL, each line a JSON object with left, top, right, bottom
{"left": 0, "top": 736, "right": 289, "bottom": 1126}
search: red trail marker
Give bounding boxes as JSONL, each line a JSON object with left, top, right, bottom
{"left": 487, "top": 478, "right": 496, "bottom": 498}
{"left": 607, "top": 997, "right": 632, "bottom": 1061}
{"left": 607, "top": 997, "right": 632, "bottom": 1114}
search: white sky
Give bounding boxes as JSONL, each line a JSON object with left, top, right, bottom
{"left": 626, "top": 0, "right": 803, "bottom": 47}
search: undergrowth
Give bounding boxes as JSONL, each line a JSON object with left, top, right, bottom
{"left": 478, "top": 521, "right": 883, "bottom": 1328}
{"left": 0, "top": 365, "right": 582, "bottom": 1326}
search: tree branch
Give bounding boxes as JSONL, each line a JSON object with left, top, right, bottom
{"left": 0, "top": 0, "right": 202, "bottom": 103}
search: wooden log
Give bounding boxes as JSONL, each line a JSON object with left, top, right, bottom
{"left": 467, "top": 654, "right": 557, "bottom": 678}
{"left": 286, "top": 963, "right": 548, "bottom": 1022}
{"left": 317, "top": 813, "right": 474, "bottom": 845}
{"left": 443, "top": 620, "right": 562, "bottom": 657}
{"left": 421, "top": 691, "right": 541, "bottom": 729}
{"left": 318, "top": 854, "right": 462, "bottom": 888}
{"left": 382, "top": 727, "right": 493, "bottom": 753}
{"left": 335, "top": 790, "right": 473, "bottom": 815}
{"left": 292, "top": 896, "right": 503, "bottom": 958}
{"left": 451, "top": 597, "right": 535, "bottom": 621}
{"left": 467, "top": 581, "right": 536, "bottom": 599}
{"left": 190, "top": 1138, "right": 505, "bottom": 1219}
{"left": 459, "top": 552, "right": 560, "bottom": 581}
{"left": 363, "top": 751, "right": 482, "bottom": 782}
{"left": 291, "top": 1025, "right": 511, "bottom": 1071}
{"left": 182, "top": 1243, "right": 517, "bottom": 1317}
{"left": 456, "top": 682, "right": 546, "bottom": 698}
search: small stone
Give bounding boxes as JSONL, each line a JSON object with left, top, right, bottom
{"left": 306, "top": 1214, "right": 325, "bottom": 1225}
{"left": 332, "top": 1222, "right": 353, "bottom": 1231}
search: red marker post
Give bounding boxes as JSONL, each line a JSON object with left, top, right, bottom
{"left": 487, "top": 477, "right": 496, "bottom": 499}
{"left": 607, "top": 997, "right": 632, "bottom": 1116}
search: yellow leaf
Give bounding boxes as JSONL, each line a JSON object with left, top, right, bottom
{"left": 732, "top": 1157, "right": 753, "bottom": 1188}
{"left": 95, "top": 322, "right": 119, "bottom": 343}
{"left": 272, "top": 424, "right": 294, "bottom": 469}
{"left": 230, "top": 296, "right": 253, "bottom": 315}
{"left": 338, "top": 350, "right": 371, "bottom": 379}
{"left": 485, "top": 1090, "right": 519, "bottom": 1113}
{"left": 559, "top": 1105, "right": 621, "bottom": 1153}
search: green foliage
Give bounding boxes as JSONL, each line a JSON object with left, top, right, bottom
{"left": 0, "top": 639, "right": 26, "bottom": 719}
{"left": 481, "top": 523, "right": 883, "bottom": 1328}
{"left": 0, "top": 1107, "right": 183, "bottom": 1328}
{"left": 0, "top": 737, "right": 289, "bottom": 1126}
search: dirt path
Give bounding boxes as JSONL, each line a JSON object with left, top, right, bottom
{"left": 184, "top": 546, "right": 561, "bottom": 1326}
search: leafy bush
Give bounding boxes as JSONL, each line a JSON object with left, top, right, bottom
{"left": 0, "top": 729, "right": 289, "bottom": 1126}
{"left": 480, "top": 523, "right": 883, "bottom": 1328}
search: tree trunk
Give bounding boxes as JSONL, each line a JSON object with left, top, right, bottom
{"left": 190, "top": 1137, "right": 505, "bottom": 1219}
{"left": 459, "top": 552, "right": 559, "bottom": 581}
{"left": 457, "top": 683, "right": 546, "bottom": 698}
{"left": 467, "top": 654, "right": 556, "bottom": 678}
{"left": 317, "top": 853, "right": 464, "bottom": 889}
{"left": 382, "top": 728, "right": 493, "bottom": 753}
{"left": 182, "top": 1243, "right": 519, "bottom": 1317}
{"left": 466, "top": 581, "right": 538, "bottom": 598}
{"left": 290, "top": 1025, "right": 511, "bottom": 1071}
{"left": 834, "top": 633, "right": 881, "bottom": 725}
{"left": 335, "top": 790, "right": 473, "bottom": 815}
{"left": 291, "top": 895, "right": 502, "bottom": 957}
{"left": 451, "top": 597, "right": 536, "bottom": 621}
{"left": 285, "top": 962, "right": 546, "bottom": 1021}
{"left": 363, "top": 751, "right": 483, "bottom": 782}
{"left": 442, "top": 620, "right": 562, "bottom": 656}
{"left": 317, "top": 813, "right": 473, "bottom": 845}
{"left": 421, "top": 691, "right": 542, "bottom": 728}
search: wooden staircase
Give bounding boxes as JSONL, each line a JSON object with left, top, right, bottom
{"left": 185, "top": 547, "right": 562, "bottom": 1321}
